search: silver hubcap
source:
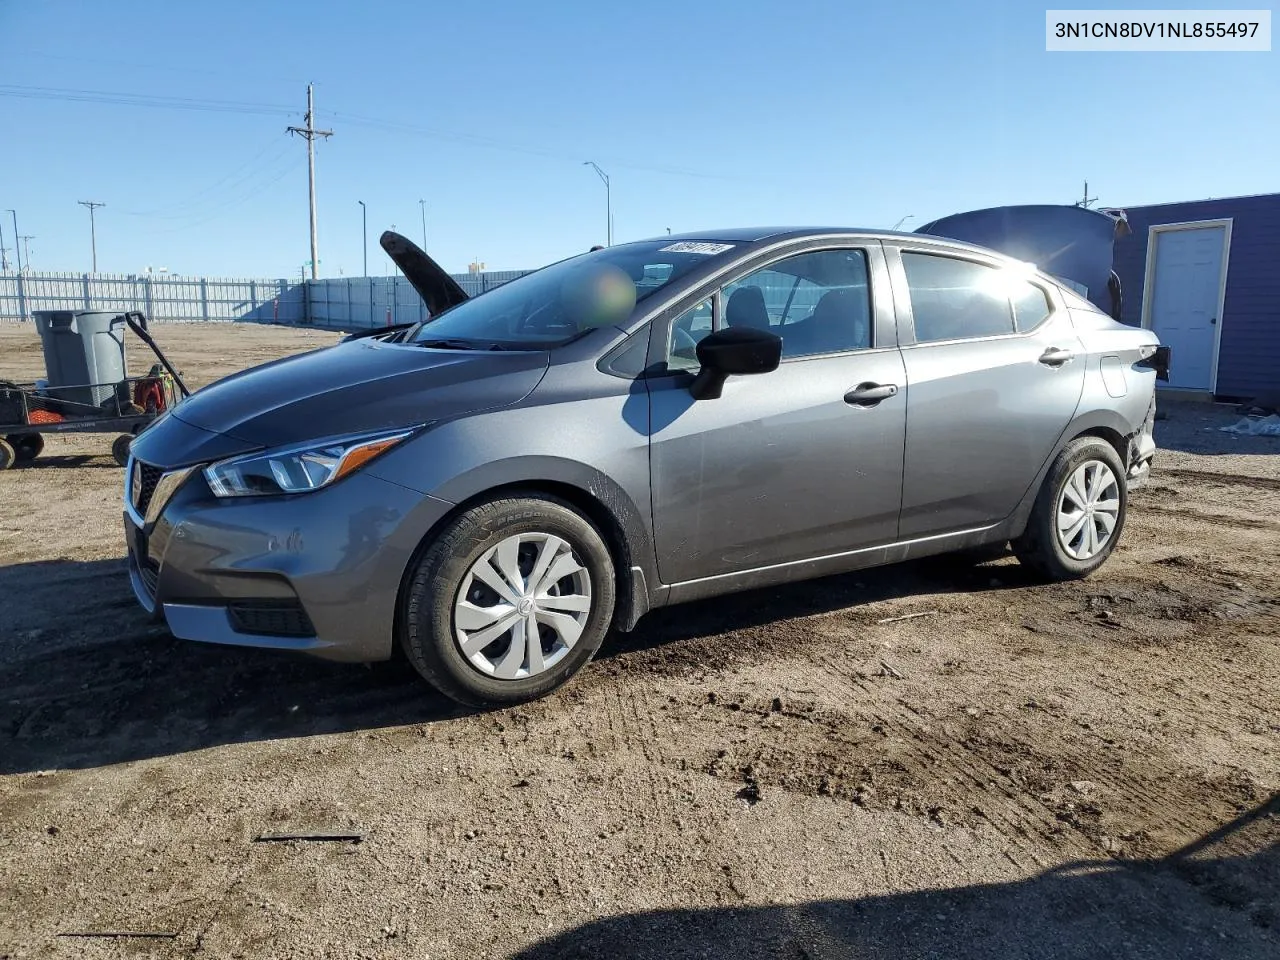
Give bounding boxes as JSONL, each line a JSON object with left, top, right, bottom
{"left": 453, "top": 533, "right": 592, "bottom": 680}
{"left": 1057, "top": 460, "right": 1121, "bottom": 560}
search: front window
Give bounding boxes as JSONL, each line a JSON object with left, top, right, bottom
{"left": 664, "top": 248, "right": 873, "bottom": 368}
{"left": 406, "top": 240, "right": 736, "bottom": 348}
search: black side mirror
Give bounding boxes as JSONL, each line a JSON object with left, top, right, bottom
{"left": 689, "top": 327, "right": 782, "bottom": 400}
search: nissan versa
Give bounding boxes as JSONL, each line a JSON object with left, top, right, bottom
{"left": 124, "top": 227, "right": 1170, "bottom": 706}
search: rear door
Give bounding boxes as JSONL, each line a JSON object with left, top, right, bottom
{"left": 886, "top": 243, "right": 1085, "bottom": 539}
{"left": 647, "top": 243, "right": 907, "bottom": 585}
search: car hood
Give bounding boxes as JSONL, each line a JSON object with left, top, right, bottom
{"left": 169, "top": 339, "right": 549, "bottom": 448}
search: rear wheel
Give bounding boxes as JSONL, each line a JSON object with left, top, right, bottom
{"left": 0, "top": 439, "right": 15, "bottom": 471}
{"left": 401, "top": 495, "right": 616, "bottom": 707}
{"left": 1013, "top": 436, "right": 1127, "bottom": 581}
{"left": 6, "top": 433, "right": 43, "bottom": 462}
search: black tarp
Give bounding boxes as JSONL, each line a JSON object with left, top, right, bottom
{"left": 915, "top": 204, "right": 1130, "bottom": 319}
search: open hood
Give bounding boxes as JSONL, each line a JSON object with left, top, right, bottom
{"left": 915, "top": 205, "right": 1130, "bottom": 319}
{"left": 379, "top": 230, "right": 471, "bottom": 316}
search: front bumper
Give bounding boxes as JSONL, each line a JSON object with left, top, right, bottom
{"left": 124, "top": 457, "right": 454, "bottom": 662}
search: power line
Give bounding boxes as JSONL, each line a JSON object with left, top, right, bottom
{"left": 0, "top": 81, "right": 753, "bottom": 183}
{"left": 0, "top": 84, "right": 296, "bottom": 117}
{"left": 118, "top": 140, "right": 297, "bottom": 220}
{"left": 146, "top": 157, "right": 306, "bottom": 235}
{"left": 331, "top": 110, "right": 747, "bottom": 181}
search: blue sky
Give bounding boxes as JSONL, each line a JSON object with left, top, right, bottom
{"left": 0, "top": 1, "right": 1275, "bottom": 277}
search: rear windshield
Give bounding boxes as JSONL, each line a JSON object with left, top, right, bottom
{"left": 406, "top": 240, "right": 736, "bottom": 347}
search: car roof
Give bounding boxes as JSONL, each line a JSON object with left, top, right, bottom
{"left": 637, "top": 226, "right": 1028, "bottom": 262}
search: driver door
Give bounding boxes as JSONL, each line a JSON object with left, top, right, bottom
{"left": 647, "top": 244, "right": 907, "bottom": 585}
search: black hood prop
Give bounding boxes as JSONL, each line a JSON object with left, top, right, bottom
{"left": 379, "top": 231, "right": 471, "bottom": 316}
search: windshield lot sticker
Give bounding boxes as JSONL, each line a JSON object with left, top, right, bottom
{"left": 659, "top": 242, "right": 736, "bottom": 255}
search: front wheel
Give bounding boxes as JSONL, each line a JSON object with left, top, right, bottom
{"left": 1013, "top": 436, "right": 1127, "bottom": 581}
{"left": 401, "top": 495, "right": 617, "bottom": 707}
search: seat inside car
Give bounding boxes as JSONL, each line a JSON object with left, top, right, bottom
{"left": 725, "top": 286, "right": 772, "bottom": 330}
{"left": 784, "top": 288, "right": 869, "bottom": 356}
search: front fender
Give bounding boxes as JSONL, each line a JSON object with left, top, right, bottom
{"left": 367, "top": 399, "right": 661, "bottom": 629}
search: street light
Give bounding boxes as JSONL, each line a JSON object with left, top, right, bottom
{"left": 5, "top": 209, "right": 21, "bottom": 273}
{"left": 891, "top": 214, "right": 915, "bottom": 231}
{"left": 582, "top": 161, "right": 611, "bottom": 246}
{"left": 418, "top": 199, "right": 428, "bottom": 252}
{"left": 357, "top": 200, "right": 367, "bottom": 277}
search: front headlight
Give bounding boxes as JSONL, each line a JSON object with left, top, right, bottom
{"left": 204, "top": 428, "right": 416, "bottom": 498}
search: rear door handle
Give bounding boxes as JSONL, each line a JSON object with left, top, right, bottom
{"left": 1038, "top": 347, "right": 1076, "bottom": 367}
{"left": 844, "top": 382, "right": 898, "bottom": 406}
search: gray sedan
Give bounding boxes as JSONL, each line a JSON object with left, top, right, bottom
{"left": 124, "top": 227, "right": 1168, "bottom": 706}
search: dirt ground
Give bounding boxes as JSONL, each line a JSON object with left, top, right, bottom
{"left": 0, "top": 321, "right": 1276, "bottom": 959}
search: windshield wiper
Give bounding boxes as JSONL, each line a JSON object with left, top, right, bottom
{"left": 416, "top": 338, "right": 484, "bottom": 350}
{"left": 416, "top": 338, "right": 519, "bottom": 351}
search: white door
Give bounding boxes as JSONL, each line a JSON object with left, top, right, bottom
{"left": 1146, "top": 224, "right": 1228, "bottom": 390}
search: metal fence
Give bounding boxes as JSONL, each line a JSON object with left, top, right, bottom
{"left": 0, "top": 272, "right": 305, "bottom": 324}
{"left": 304, "top": 270, "right": 532, "bottom": 331}
{"left": 0, "top": 269, "right": 532, "bottom": 328}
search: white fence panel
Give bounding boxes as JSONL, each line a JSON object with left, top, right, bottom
{"left": 1, "top": 269, "right": 530, "bottom": 327}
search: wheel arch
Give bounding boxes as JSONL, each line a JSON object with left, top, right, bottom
{"left": 394, "top": 462, "right": 658, "bottom": 646}
{"left": 1004, "top": 408, "right": 1136, "bottom": 540}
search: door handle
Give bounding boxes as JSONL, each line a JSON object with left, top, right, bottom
{"left": 844, "top": 382, "right": 898, "bottom": 406}
{"left": 1038, "top": 347, "right": 1076, "bottom": 367}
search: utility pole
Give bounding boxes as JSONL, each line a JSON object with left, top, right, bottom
{"left": 583, "top": 161, "right": 611, "bottom": 246}
{"left": 0, "top": 217, "right": 8, "bottom": 272}
{"left": 5, "top": 209, "right": 21, "bottom": 273}
{"left": 78, "top": 201, "right": 105, "bottom": 272}
{"left": 287, "top": 83, "right": 333, "bottom": 280}
{"left": 357, "top": 200, "right": 367, "bottom": 276}
{"left": 419, "top": 199, "right": 428, "bottom": 251}
{"left": 1076, "top": 180, "right": 1097, "bottom": 208}
{"left": 18, "top": 236, "right": 34, "bottom": 271}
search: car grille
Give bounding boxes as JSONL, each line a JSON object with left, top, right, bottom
{"left": 134, "top": 460, "right": 164, "bottom": 516}
{"left": 227, "top": 601, "right": 316, "bottom": 639}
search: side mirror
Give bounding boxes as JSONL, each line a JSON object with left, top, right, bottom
{"left": 689, "top": 327, "right": 782, "bottom": 400}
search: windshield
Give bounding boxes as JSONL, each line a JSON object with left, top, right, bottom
{"left": 406, "top": 240, "right": 736, "bottom": 348}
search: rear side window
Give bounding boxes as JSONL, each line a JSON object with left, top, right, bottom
{"left": 1011, "top": 283, "right": 1051, "bottom": 330}
{"left": 902, "top": 252, "right": 1052, "bottom": 342}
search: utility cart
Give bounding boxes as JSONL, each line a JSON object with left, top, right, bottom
{"left": 0, "top": 311, "right": 190, "bottom": 469}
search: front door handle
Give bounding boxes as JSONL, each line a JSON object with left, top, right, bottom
{"left": 1038, "top": 347, "right": 1076, "bottom": 367}
{"left": 844, "top": 382, "right": 899, "bottom": 406}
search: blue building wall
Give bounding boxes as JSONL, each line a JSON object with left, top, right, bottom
{"left": 1113, "top": 193, "right": 1280, "bottom": 399}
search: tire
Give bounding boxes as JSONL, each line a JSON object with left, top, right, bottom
{"left": 0, "top": 438, "right": 15, "bottom": 471}
{"left": 111, "top": 434, "right": 133, "bottom": 467}
{"left": 7, "top": 433, "right": 42, "bottom": 462}
{"left": 401, "top": 494, "right": 617, "bottom": 707}
{"left": 1013, "top": 436, "right": 1127, "bottom": 581}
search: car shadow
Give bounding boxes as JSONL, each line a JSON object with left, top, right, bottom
{"left": 0, "top": 552, "right": 1028, "bottom": 774}
{"left": 15, "top": 454, "right": 121, "bottom": 470}
{"left": 599, "top": 551, "right": 1032, "bottom": 661}
{"left": 509, "top": 795, "right": 1279, "bottom": 960}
